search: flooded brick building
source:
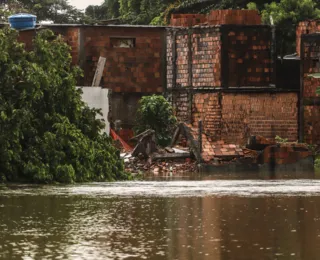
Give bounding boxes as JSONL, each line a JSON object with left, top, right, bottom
{"left": 8, "top": 11, "right": 320, "bottom": 146}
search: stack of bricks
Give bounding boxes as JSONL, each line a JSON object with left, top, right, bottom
{"left": 192, "top": 28, "right": 221, "bottom": 87}
{"left": 170, "top": 10, "right": 261, "bottom": 27}
{"left": 296, "top": 20, "right": 320, "bottom": 56}
{"left": 226, "top": 28, "right": 273, "bottom": 87}
{"left": 170, "top": 14, "right": 207, "bottom": 27}
{"left": 176, "top": 31, "right": 190, "bottom": 87}
{"left": 207, "top": 10, "right": 261, "bottom": 25}
{"left": 221, "top": 93, "right": 298, "bottom": 145}
{"left": 192, "top": 93, "right": 221, "bottom": 140}
{"left": 82, "top": 27, "right": 163, "bottom": 93}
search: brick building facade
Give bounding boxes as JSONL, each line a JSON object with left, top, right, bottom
{"left": 16, "top": 24, "right": 166, "bottom": 132}
{"left": 6, "top": 10, "right": 319, "bottom": 146}
{"left": 167, "top": 11, "right": 299, "bottom": 145}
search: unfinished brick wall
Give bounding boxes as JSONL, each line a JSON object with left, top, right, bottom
{"left": 207, "top": 10, "right": 261, "bottom": 25}
{"left": 166, "top": 32, "right": 174, "bottom": 89}
{"left": 301, "top": 35, "right": 320, "bottom": 145}
{"left": 192, "top": 28, "right": 221, "bottom": 87}
{"left": 167, "top": 25, "right": 274, "bottom": 89}
{"left": 225, "top": 27, "right": 273, "bottom": 87}
{"left": 65, "top": 27, "right": 79, "bottom": 65}
{"left": 304, "top": 106, "right": 320, "bottom": 145}
{"left": 176, "top": 92, "right": 298, "bottom": 145}
{"left": 296, "top": 20, "right": 320, "bottom": 56}
{"left": 176, "top": 30, "right": 190, "bottom": 87}
{"left": 17, "top": 30, "right": 36, "bottom": 51}
{"left": 220, "top": 93, "right": 298, "bottom": 144}
{"left": 192, "top": 93, "right": 222, "bottom": 141}
{"left": 82, "top": 26, "right": 164, "bottom": 93}
{"left": 170, "top": 14, "right": 207, "bottom": 27}
{"left": 172, "top": 91, "right": 191, "bottom": 123}
{"left": 170, "top": 10, "right": 261, "bottom": 27}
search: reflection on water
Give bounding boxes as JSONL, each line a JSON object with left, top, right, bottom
{"left": 1, "top": 179, "right": 320, "bottom": 259}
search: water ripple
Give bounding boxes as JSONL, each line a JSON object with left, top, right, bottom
{"left": 2, "top": 179, "right": 320, "bottom": 197}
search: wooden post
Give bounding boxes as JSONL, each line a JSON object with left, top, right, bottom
{"left": 92, "top": 56, "right": 106, "bottom": 87}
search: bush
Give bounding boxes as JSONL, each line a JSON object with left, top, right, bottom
{"left": 135, "top": 95, "right": 177, "bottom": 147}
{"left": 0, "top": 28, "right": 127, "bottom": 183}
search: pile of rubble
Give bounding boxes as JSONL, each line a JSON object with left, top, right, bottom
{"left": 121, "top": 152, "right": 197, "bottom": 175}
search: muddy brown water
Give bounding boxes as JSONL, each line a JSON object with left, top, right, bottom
{"left": 1, "top": 173, "right": 320, "bottom": 260}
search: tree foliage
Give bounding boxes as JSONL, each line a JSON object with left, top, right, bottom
{"left": 0, "top": 28, "right": 127, "bottom": 183}
{"left": 135, "top": 95, "right": 177, "bottom": 147}
{"left": 0, "top": 0, "right": 87, "bottom": 23}
{"left": 259, "top": 0, "right": 320, "bottom": 55}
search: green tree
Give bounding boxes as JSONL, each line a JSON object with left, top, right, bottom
{"left": 260, "top": 0, "right": 320, "bottom": 55}
{"left": 0, "top": 28, "right": 128, "bottom": 183}
{"left": 135, "top": 95, "right": 177, "bottom": 147}
{"left": 0, "top": 0, "right": 87, "bottom": 23}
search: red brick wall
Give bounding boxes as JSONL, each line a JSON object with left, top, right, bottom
{"left": 167, "top": 25, "right": 273, "bottom": 88}
{"left": 177, "top": 92, "right": 298, "bottom": 145}
{"left": 192, "top": 28, "right": 221, "bottom": 87}
{"left": 18, "top": 27, "right": 79, "bottom": 65}
{"left": 166, "top": 31, "right": 174, "bottom": 89}
{"left": 220, "top": 93, "right": 298, "bottom": 144}
{"left": 170, "top": 14, "right": 207, "bottom": 27}
{"left": 176, "top": 30, "right": 190, "bottom": 87}
{"left": 226, "top": 27, "right": 273, "bottom": 87}
{"left": 172, "top": 91, "right": 191, "bottom": 123}
{"left": 65, "top": 27, "right": 79, "bottom": 65}
{"left": 82, "top": 27, "right": 164, "bottom": 93}
{"left": 301, "top": 36, "right": 320, "bottom": 145}
{"left": 167, "top": 27, "right": 222, "bottom": 88}
{"left": 296, "top": 20, "right": 320, "bottom": 56}
{"left": 170, "top": 10, "right": 261, "bottom": 27}
{"left": 18, "top": 26, "right": 165, "bottom": 93}
{"left": 18, "top": 30, "right": 36, "bottom": 51}
{"left": 192, "top": 93, "right": 221, "bottom": 141}
{"left": 207, "top": 10, "right": 261, "bottom": 25}
{"left": 304, "top": 106, "right": 320, "bottom": 145}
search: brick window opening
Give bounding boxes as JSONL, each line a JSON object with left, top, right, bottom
{"left": 110, "top": 37, "right": 135, "bottom": 48}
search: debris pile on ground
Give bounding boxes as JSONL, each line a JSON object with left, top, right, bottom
{"left": 122, "top": 153, "right": 197, "bottom": 175}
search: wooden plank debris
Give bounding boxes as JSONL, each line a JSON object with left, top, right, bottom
{"left": 92, "top": 56, "right": 106, "bottom": 87}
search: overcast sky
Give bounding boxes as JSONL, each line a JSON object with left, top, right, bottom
{"left": 69, "top": 0, "right": 104, "bottom": 10}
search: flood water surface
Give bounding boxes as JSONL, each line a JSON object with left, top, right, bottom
{"left": 1, "top": 179, "right": 320, "bottom": 259}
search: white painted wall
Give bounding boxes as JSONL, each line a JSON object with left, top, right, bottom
{"left": 77, "top": 87, "right": 110, "bottom": 135}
